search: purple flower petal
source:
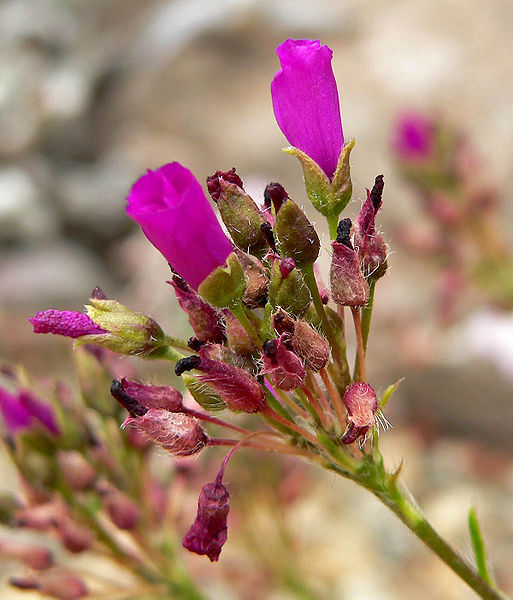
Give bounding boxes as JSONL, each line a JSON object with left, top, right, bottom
{"left": 29, "top": 310, "right": 106, "bottom": 338}
{"left": 271, "top": 39, "right": 344, "bottom": 179}
{"left": 126, "top": 162, "right": 233, "bottom": 289}
{"left": 18, "top": 390, "right": 60, "bottom": 436}
{"left": 0, "top": 387, "right": 32, "bottom": 434}
{"left": 392, "top": 111, "right": 435, "bottom": 162}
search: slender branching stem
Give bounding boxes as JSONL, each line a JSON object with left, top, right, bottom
{"left": 319, "top": 368, "right": 346, "bottom": 428}
{"left": 351, "top": 307, "right": 367, "bottom": 382}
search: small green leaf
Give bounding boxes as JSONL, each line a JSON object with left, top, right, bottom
{"left": 468, "top": 507, "right": 495, "bottom": 587}
{"left": 182, "top": 374, "right": 226, "bottom": 413}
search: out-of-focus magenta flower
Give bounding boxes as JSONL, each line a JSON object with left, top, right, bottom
{"left": 18, "top": 390, "right": 60, "bottom": 436}
{"left": 29, "top": 310, "right": 106, "bottom": 338}
{"left": 0, "top": 387, "right": 32, "bottom": 433}
{"left": 392, "top": 111, "right": 435, "bottom": 162}
{"left": 126, "top": 162, "right": 233, "bottom": 289}
{"left": 271, "top": 39, "right": 344, "bottom": 180}
{"left": 0, "top": 387, "right": 59, "bottom": 436}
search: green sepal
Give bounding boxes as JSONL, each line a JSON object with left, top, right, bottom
{"left": 259, "top": 302, "right": 275, "bottom": 341}
{"left": 182, "top": 373, "right": 226, "bottom": 413}
{"left": 268, "top": 261, "right": 311, "bottom": 318}
{"left": 285, "top": 140, "right": 355, "bottom": 239}
{"left": 197, "top": 251, "right": 247, "bottom": 308}
{"left": 78, "top": 299, "right": 166, "bottom": 356}
{"left": 274, "top": 199, "right": 320, "bottom": 267}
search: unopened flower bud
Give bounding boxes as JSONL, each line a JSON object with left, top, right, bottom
{"left": 0, "top": 537, "right": 53, "bottom": 570}
{"left": 175, "top": 350, "right": 266, "bottom": 413}
{"left": 11, "top": 569, "right": 88, "bottom": 600}
{"left": 198, "top": 252, "right": 247, "bottom": 309}
{"left": 57, "top": 451, "right": 96, "bottom": 491}
{"left": 82, "top": 298, "right": 167, "bottom": 356}
{"left": 120, "top": 378, "right": 184, "bottom": 412}
{"left": 261, "top": 335, "right": 305, "bottom": 391}
{"left": 170, "top": 276, "right": 226, "bottom": 343}
{"left": 264, "top": 182, "right": 289, "bottom": 214}
{"left": 58, "top": 516, "right": 93, "bottom": 553}
{"left": 182, "top": 480, "right": 230, "bottom": 562}
{"left": 235, "top": 250, "right": 269, "bottom": 308}
{"left": 275, "top": 199, "right": 320, "bottom": 266}
{"left": 207, "top": 170, "right": 268, "bottom": 257}
{"left": 16, "top": 501, "right": 64, "bottom": 531}
{"left": 124, "top": 409, "right": 208, "bottom": 456}
{"left": 342, "top": 382, "right": 378, "bottom": 444}
{"left": 290, "top": 321, "right": 330, "bottom": 372}
{"left": 102, "top": 490, "right": 140, "bottom": 530}
{"left": 223, "top": 310, "right": 256, "bottom": 355}
{"left": 330, "top": 219, "right": 369, "bottom": 306}
{"left": 355, "top": 175, "right": 388, "bottom": 279}
{"left": 29, "top": 310, "right": 106, "bottom": 339}
{"left": 268, "top": 259, "right": 311, "bottom": 317}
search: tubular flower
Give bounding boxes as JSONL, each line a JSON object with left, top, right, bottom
{"left": 271, "top": 39, "right": 344, "bottom": 179}
{"left": 126, "top": 162, "right": 233, "bottom": 289}
{"left": 29, "top": 310, "right": 106, "bottom": 338}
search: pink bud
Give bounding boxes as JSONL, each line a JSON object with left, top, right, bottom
{"left": 0, "top": 537, "right": 53, "bottom": 570}
{"left": 342, "top": 382, "right": 378, "bottom": 444}
{"left": 16, "top": 500, "right": 64, "bottom": 531}
{"left": 182, "top": 481, "right": 230, "bottom": 562}
{"left": 57, "top": 451, "right": 96, "bottom": 491}
{"left": 39, "top": 570, "right": 88, "bottom": 600}
{"left": 125, "top": 410, "right": 208, "bottom": 456}
{"left": 170, "top": 276, "right": 226, "bottom": 343}
{"left": 330, "top": 219, "right": 369, "bottom": 307}
{"left": 120, "top": 378, "right": 183, "bottom": 412}
{"left": 58, "top": 516, "right": 93, "bottom": 553}
{"left": 261, "top": 335, "right": 305, "bottom": 391}
{"left": 102, "top": 491, "right": 140, "bottom": 530}
{"left": 175, "top": 350, "right": 267, "bottom": 413}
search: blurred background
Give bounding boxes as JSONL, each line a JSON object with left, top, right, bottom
{"left": 1, "top": 0, "right": 513, "bottom": 598}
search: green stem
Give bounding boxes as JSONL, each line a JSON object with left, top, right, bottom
{"left": 301, "top": 264, "right": 349, "bottom": 382}
{"left": 327, "top": 215, "right": 339, "bottom": 240}
{"left": 326, "top": 458, "right": 509, "bottom": 600}
{"left": 163, "top": 335, "right": 192, "bottom": 352}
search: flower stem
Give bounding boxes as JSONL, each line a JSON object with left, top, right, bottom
{"left": 319, "top": 368, "right": 346, "bottom": 428}
{"left": 351, "top": 307, "right": 366, "bottom": 382}
{"left": 325, "top": 457, "right": 510, "bottom": 600}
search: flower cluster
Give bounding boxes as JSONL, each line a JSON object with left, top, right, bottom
{"left": 392, "top": 111, "right": 513, "bottom": 321}
{"left": 22, "top": 39, "right": 391, "bottom": 564}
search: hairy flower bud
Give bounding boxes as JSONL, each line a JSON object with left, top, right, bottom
{"left": 207, "top": 170, "right": 268, "bottom": 257}
{"left": 290, "top": 321, "right": 330, "bottom": 372}
{"left": 268, "top": 259, "right": 311, "bottom": 317}
{"left": 235, "top": 250, "right": 269, "bottom": 308}
{"left": 124, "top": 410, "right": 208, "bottom": 457}
{"left": 355, "top": 175, "right": 388, "bottom": 279}
{"left": 261, "top": 335, "right": 305, "bottom": 391}
{"left": 170, "top": 276, "right": 226, "bottom": 343}
{"left": 275, "top": 199, "right": 320, "bottom": 266}
{"left": 29, "top": 310, "right": 106, "bottom": 338}
{"left": 82, "top": 298, "right": 167, "bottom": 356}
{"left": 342, "top": 382, "right": 378, "bottom": 444}
{"left": 182, "top": 481, "right": 230, "bottom": 562}
{"left": 57, "top": 451, "right": 96, "bottom": 491}
{"left": 175, "top": 350, "right": 266, "bottom": 413}
{"left": 120, "top": 378, "right": 184, "bottom": 412}
{"left": 330, "top": 219, "right": 369, "bottom": 306}
{"left": 223, "top": 310, "right": 256, "bottom": 355}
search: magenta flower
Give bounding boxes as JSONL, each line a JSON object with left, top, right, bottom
{"left": 0, "top": 387, "right": 31, "bottom": 433}
{"left": 271, "top": 39, "right": 344, "bottom": 180}
{"left": 0, "top": 387, "right": 59, "bottom": 435}
{"left": 29, "top": 310, "right": 106, "bottom": 338}
{"left": 126, "top": 162, "right": 233, "bottom": 289}
{"left": 392, "top": 111, "right": 435, "bottom": 162}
